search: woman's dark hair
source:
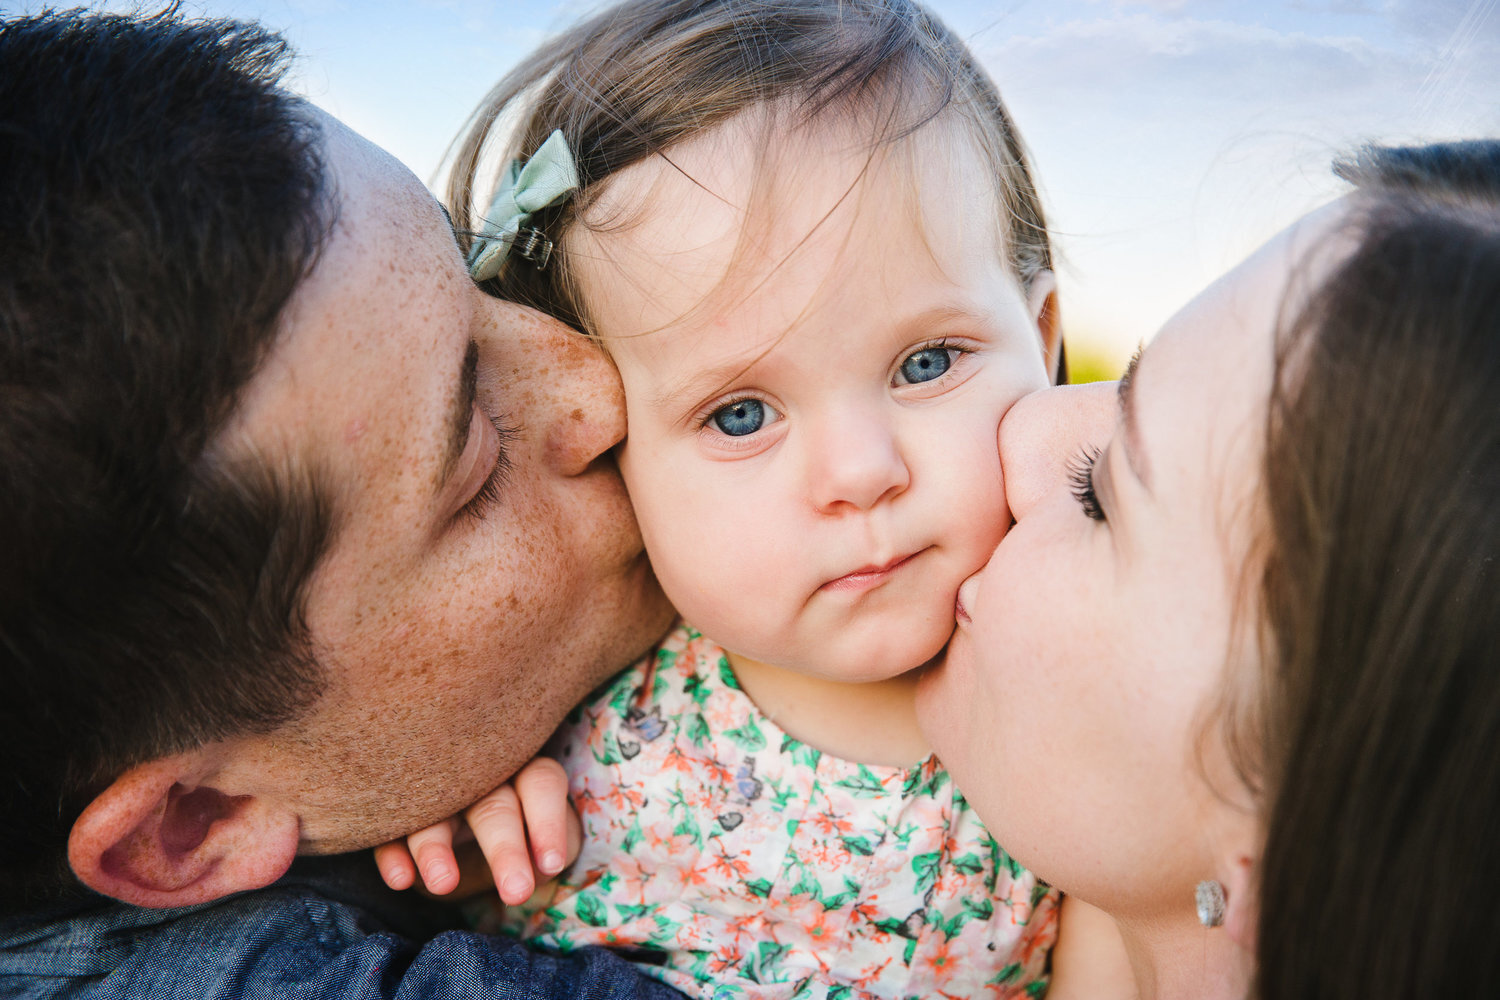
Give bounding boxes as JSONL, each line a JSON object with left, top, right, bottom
{"left": 1255, "top": 140, "right": 1500, "bottom": 997}
{"left": 0, "top": 9, "right": 334, "bottom": 905}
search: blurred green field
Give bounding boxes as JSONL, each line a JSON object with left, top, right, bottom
{"left": 1064, "top": 332, "right": 1133, "bottom": 384}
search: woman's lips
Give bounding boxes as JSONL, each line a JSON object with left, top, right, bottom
{"left": 820, "top": 550, "right": 922, "bottom": 594}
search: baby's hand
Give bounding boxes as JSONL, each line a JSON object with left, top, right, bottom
{"left": 373, "top": 757, "right": 580, "bottom": 906}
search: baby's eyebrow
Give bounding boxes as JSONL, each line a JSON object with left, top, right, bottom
{"left": 1118, "top": 347, "right": 1151, "bottom": 491}
{"left": 652, "top": 351, "right": 768, "bottom": 420}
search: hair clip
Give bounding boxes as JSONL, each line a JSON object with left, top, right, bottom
{"left": 468, "top": 129, "right": 579, "bottom": 280}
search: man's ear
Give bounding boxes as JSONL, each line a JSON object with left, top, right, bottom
{"left": 68, "top": 754, "right": 300, "bottom": 909}
{"left": 1026, "top": 269, "right": 1063, "bottom": 385}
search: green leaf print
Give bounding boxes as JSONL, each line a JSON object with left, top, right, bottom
{"left": 790, "top": 873, "right": 821, "bottom": 900}
{"left": 616, "top": 903, "right": 649, "bottom": 921}
{"left": 725, "top": 718, "right": 767, "bottom": 753}
{"left": 787, "top": 740, "right": 822, "bottom": 770}
{"left": 683, "top": 671, "right": 709, "bottom": 706}
{"left": 591, "top": 731, "right": 622, "bottom": 766}
{"left": 836, "top": 765, "right": 887, "bottom": 798}
{"left": 902, "top": 937, "right": 917, "bottom": 966}
{"left": 755, "top": 941, "right": 790, "bottom": 969}
{"left": 821, "top": 887, "right": 855, "bottom": 909}
{"left": 950, "top": 852, "right": 985, "bottom": 875}
{"left": 575, "top": 893, "right": 609, "bottom": 927}
{"left": 911, "top": 851, "right": 942, "bottom": 898}
{"left": 772, "top": 783, "right": 796, "bottom": 811}
{"left": 621, "top": 823, "right": 642, "bottom": 853}
{"left": 961, "top": 896, "right": 996, "bottom": 922}
{"left": 686, "top": 711, "right": 712, "bottom": 747}
{"left": 718, "top": 655, "right": 742, "bottom": 690}
{"left": 827, "top": 987, "right": 852, "bottom": 1000}
{"left": 988, "top": 962, "right": 1022, "bottom": 985}
{"left": 1031, "top": 882, "right": 1053, "bottom": 909}
{"left": 843, "top": 835, "right": 876, "bottom": 857}
{"left": 932, "top": 894, "right": 994, "bottom": 940}
{"left": 607, "top": 682, "right": 634, "bottom": 718}
{"left": 745, "top": 877, "right": 774, "bottom": 898}
{"left": 1027, "top": 980, "right": 1050, "bottom": 997}
{"left": 902, "top": 765, "right": 948, "bottom": 798}
{"left": 934, "top": 912, "right": 966, "bottom": 939}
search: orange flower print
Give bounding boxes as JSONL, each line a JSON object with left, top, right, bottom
{"left": 507, "top": 624, "right": 1056, "bottom": 1000}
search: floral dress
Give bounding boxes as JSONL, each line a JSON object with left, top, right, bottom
{"left": 503, "top": 624, "right": 1058, "bottom": 999}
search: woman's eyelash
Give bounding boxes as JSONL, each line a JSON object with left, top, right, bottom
{"left": 1067, "top": 444, "right": 1106, "bottom": 522}
{"left": 461, "top": 419, "right": 515, "bottom": 521}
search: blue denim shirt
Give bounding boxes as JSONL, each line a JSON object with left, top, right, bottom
{"left": 0, "top": 855, "right": 687, "bottom": 999}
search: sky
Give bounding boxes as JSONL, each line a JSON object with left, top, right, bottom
{"left": 22, "top": 0, "right": 1500, "bottom": 377}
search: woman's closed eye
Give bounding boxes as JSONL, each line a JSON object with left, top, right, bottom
{"left": 1067, "top": 444, "right": 1106, "bottom": 522}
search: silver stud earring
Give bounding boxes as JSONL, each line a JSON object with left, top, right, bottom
{"left": 1195, "top": 879, "right": 1226, "bottom": 927}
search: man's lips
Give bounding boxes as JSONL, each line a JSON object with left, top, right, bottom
{"left": 820, "top": 550, "right": 923, "bottom": 593}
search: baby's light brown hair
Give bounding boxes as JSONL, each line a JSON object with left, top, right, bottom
{"left": 447, "top": 0, "right": 1053, "bottom": 348}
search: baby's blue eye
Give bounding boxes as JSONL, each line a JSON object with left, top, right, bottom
{"left": 899, "top": 347, "right": 953, "bottom": 384}
{"left": 711, "top": 399, "right": 766, "bottom": 436}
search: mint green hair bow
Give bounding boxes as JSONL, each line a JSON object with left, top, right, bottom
{"left": 467, "top": 129, "right": 580, "bottom": 280}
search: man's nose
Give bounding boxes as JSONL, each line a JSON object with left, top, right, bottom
{"left": 1000, "top": 382, "right": 1118, "bottom": 521}
{"left": 486, "top": 301, "right": 627, "bottom": 477}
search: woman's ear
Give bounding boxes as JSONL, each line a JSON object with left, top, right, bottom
{"left": 67, "top": 754, "right": 299, "bottom": 908}
{"left": 1026, "top": 270, "right": 1063, "bottom": 385}
{"left": 1222, "top": 852, "right": 1258, "bottom": 954}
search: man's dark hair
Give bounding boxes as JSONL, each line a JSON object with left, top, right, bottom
{"left": 0, "top": 8, "right": 335, "bottom": 905}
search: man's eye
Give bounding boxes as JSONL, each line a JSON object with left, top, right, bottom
{"left": 897, "top": 346, "right": 955, "bottom": 385}
{"left": 710, "top": 398, "right": 777, "bottom": 437}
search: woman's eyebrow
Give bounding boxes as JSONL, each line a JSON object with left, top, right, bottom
{"left": 1118, "top": 347, "right": 1152, "bottom": 491}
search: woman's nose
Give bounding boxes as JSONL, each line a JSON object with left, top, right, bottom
{"left": 1000, "top": 382, "right": 1118, "bottom": 521}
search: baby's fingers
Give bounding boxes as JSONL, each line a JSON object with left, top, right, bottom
{"left": 373, "top": 840, "right": 417, "bottom": 891}
{"left": 406, "top": 816, "right": 463, "bottom": 895}
{"left": 466, "top": 783, "right": 537, "bottom": 906}
{"left": 513, "top": 757, "right": 577, "bottom": 877}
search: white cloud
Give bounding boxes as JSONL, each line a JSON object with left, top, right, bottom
{"left": 963, "top": 6, "right": 1500, "bottom": 352}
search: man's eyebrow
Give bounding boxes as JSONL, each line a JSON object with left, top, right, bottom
{"left": 1118, "top": 347, "right": 1152, "bottom": 491}
{"left": 440, "top": 340, "right": 480, "bottom": 488}
{"left": 438, "top": 202, "right": 462, "bottom": 253}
